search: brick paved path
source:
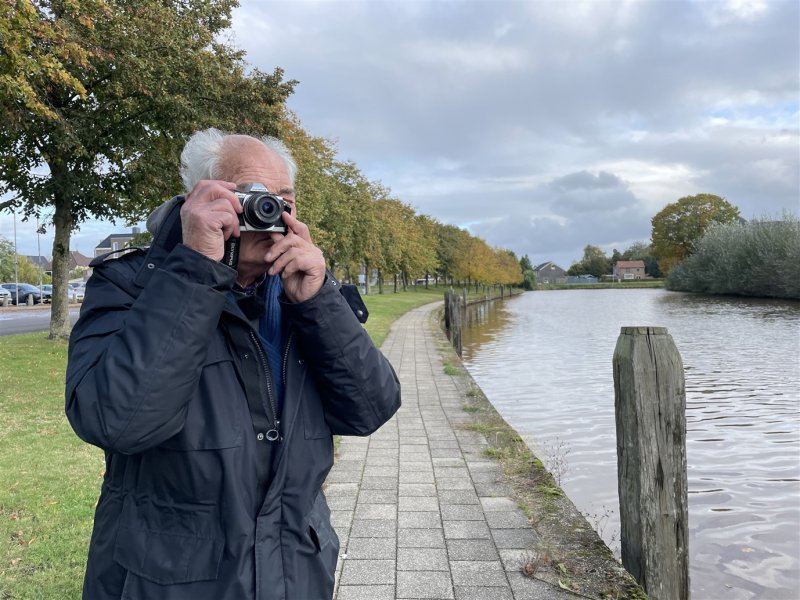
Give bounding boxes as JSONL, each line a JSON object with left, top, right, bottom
{"left": 328, "top": 302, "right": 579, "bottom": 600}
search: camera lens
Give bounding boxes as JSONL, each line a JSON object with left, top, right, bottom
{"left": 258, "top": 198, "right": 277, "bottom": 217}
{"left": 242, "top": 192, "right": 284, "bottom": 229}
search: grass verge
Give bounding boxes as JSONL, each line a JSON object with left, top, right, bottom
{"left": 0, "top": 333, "right": 104, "bottom": 599}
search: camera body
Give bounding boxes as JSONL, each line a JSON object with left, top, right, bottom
{"left": 234, "top": 182, "right": 290, "bottom": 233}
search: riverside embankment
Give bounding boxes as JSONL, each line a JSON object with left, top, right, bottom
{"left": 459, "top": 288, "right": 800, "bottom": 600}
{"left": 328, "top": 300, "right": 644, "bottom": 600}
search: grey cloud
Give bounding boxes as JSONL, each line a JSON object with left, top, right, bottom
{"left": 228, "top": 0, "right": 798, "bottom": 266}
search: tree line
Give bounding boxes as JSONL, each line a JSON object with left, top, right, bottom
{"left": 556, "top": 192, "right": 798, "bottom": 300}
{"left": 0, "top": 1, "right": 519, "bottom": 338}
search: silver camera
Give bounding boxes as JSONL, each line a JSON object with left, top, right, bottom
{"left": 234, "top": 182, "right": 290, "bottom": 233}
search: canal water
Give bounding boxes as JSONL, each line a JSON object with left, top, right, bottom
{"left": 459, "top": 288, "right": 800, "bottom": 600}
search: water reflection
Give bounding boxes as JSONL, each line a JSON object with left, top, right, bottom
{"left": 461, "top": 289, "right": 800, "bottom": 600}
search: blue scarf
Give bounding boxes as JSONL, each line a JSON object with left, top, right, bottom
{"left": 258, "top": 275, "right": 286, "bottom": 413}
{"left": 229, "top": 274, "right": 286, "bottom": 416}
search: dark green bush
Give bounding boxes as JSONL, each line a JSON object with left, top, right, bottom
{"left": 667, "top": 213, "right": 800, "bottom": 299}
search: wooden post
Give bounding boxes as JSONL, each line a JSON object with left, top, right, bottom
{"left": 444, "top": 291, "right": 452, "bottom": 335}
{"left": 452, "top": 293, "right": 462, "bottom": 357}
{"left": 613, "top": 327, "right": 689, "bottom": 600}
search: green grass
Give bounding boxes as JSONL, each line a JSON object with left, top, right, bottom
{"left": 360, "top": 285, "right": 449, "bottom": 347}
{"left": 0, "top": 285, "right": 464, "bottom": 598}
{"left": 0, "top": 333, "right": 104, "bottom": 599}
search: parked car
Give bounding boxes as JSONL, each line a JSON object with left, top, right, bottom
{"left": 69, "top": 284, "right": 86, "bottom": 303}
{"left": 0, "top": 283, "right": 44, "bottom": 305}
{"left": 38, "top": 284, "right": 53, "bottom": 303}
{"left": 0, "top": 287, "right": 10, "bottom": 305}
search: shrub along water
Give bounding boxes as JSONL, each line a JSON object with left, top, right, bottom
{"left": 667, "top": 214, "right": 800, "bottom": 300}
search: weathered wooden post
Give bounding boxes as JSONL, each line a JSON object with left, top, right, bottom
{"left": 444, "top": 290, "right": 452, "bottom": 335}
{"left": 452, "top": 292, "right": 462, "bottom": 357}
{"left": 613, "top": 327, "right": 689, "bottom": 600}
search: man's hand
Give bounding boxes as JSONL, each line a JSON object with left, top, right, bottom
{"left": 266, "top": 211, "right": 325, "bottom": 303}
{"left": 181, "top": 180, "right": 242, "bottom": 262}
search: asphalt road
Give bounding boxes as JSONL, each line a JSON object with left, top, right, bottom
{"left": 0, "top": 305, "right": 81, "bottom": 335}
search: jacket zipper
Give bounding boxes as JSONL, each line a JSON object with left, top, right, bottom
{"left": 249, "top": 330, "right": 281, "bottom": 442}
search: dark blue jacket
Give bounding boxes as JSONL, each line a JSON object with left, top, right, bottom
{"left": 65, "top": 200, "right": 401, "bottom": 599}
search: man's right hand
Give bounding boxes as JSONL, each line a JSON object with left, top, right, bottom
{"left": 180, "top": 180, "right": 243, "bottom": 262}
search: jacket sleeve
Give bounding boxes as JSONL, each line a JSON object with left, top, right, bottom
{"left": 281, "top": 277, "right": 401, "bottom": 436}
{"left": 65, "top": 244, "right": 236, "bottom": 454}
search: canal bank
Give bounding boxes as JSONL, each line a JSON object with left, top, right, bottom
{"left": 328, "top": 300, "right": 645, "bottom": 600}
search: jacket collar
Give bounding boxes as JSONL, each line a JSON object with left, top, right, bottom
{"left": 133, "top": 196, "right": 185, "bottom": 288}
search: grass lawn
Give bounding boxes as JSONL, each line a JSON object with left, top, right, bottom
{"left": 0, "top": 285, "right": 467, "bottom": 598}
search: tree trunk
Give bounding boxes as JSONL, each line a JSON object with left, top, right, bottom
{"left": 401, "top": 271, "right": 407, "bottom": 292}
{"left": 377, "top": 269, "right": 383, "bottom": 294}
{"left": 364, "top": 259, "right": 370, "bottom": 295}
{"left": 49, "top": 190, "right": 74, "bottom": 340}
{"left": 393, "top": 273, "right": 398, "bottom": 294}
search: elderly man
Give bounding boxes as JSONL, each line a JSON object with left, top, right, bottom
{"left": 66, "top": 129, "right": 401, "bottom": 599}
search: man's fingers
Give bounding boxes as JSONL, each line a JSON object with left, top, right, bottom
{"left": 219, "top": 210, "right": 240, "bottom": 240}
{"left": 268, "top": 247, "right": 299, "bottom": 276}
{"left": 281, "top": 210, "right": 311, "bottom": 241}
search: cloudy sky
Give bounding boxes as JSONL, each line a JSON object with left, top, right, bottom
{"left": 2, "top": 0, "right": 798, "bottom": 270}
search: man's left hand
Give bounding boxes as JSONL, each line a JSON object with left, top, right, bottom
{"left": 266, "top": 211, "right": 326, "bottom": 303}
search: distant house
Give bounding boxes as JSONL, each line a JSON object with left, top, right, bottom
{"left": 534, "top": 261, "right": 567, "bottom": 284}
{"left": 566, "top": 274, "right": 599, "bottom": 284}
{"left": 69, "top": 251, "right": 92, "bottom": 271}
{"left": 25, "top": 255, "right": 52, "bottom": 274}
{"left": 613, "top": 260, "right": 646, "bottom": 280}
{"left": 94, "top": 227, "right": 142, "bottom": 258}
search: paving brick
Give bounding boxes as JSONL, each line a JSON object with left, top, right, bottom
{"left": 399, "top": 471, "right": 436, "bottom": 484}
{"left": 349, "top": 519, "right": 396, "bottom": 539}
{"left": 450, "top": 560, "right": 508, "bottom": 587}
{"left": 454, "top": 586, "right": 514, "bottom": 600}
{"left": 479, "top": 497, "right": 518, "bottom": 512}
{"left": 396, "top": 571, "right": 454, "bottom": 599}
{"left": 440, "top": 504, "right": 485, "bottom": 521}
{"left": 344, "top": 537, "right": 396, "bottom": 560}
{"left": 491, "top": 529, "right": 539, "bottom": 549}
{"left": 336, "top": 585, "right": 395, "bottom": 600}
{"left": 398, "top": 483, "right": 437, "bottom": 497}
{"left": 438, "top": 490, "right": 481, "bottom": 505}
{"left": 398, "top": 511, "right": 442, "bottom": 529}
{"left": 358, "top": 489, "right": 399, "bottom": 504}
{"left": 399, "top": 496, "right": 439, "bottom": 512}
{"left": 433, "top": 467, "right": 471, "bottom": 478}
{"left": 360, "top": 476, "right": 398, "bottom": 490}
{"left": 339, "top": 559, "right": 396, "bottom": 585}
{"left": 473, "top": 482, "right": 514, "bottom": 497}
{"left": 444, "top": 520, "right": 492, "bottom": 540}
{"left": 397, "top": 547, "right": 449, "bottom": 571}
{"left": 397, "top": 528, "right": 445, "bottom": 548}
{"left": 435, "top": 477, "right": 475, "bottom": 490}
{"left": 484, "top": 511, "right": 530, "bottom": 529}
{"left": 506, "top": 572, "right": 580, "bottom": 599}
{"left": 446, "top": 540, "right": 499, "bottom": 561}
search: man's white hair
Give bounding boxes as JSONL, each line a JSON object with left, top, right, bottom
{"left": 179, "top": 128, "right": 297, "bottom": 192}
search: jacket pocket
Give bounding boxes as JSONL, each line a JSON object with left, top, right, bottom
{"left": 306, "top": 491, "right": 336, "bottom": 552}
{"left": 160, "top": 336, "right": 244, "bottom": 451}
{"left": 113, "top": 496, "right": 224, "bottom": 585}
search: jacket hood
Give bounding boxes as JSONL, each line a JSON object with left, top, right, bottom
{"left": 146, "top": 196, "right": 183, "bottom": 236}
